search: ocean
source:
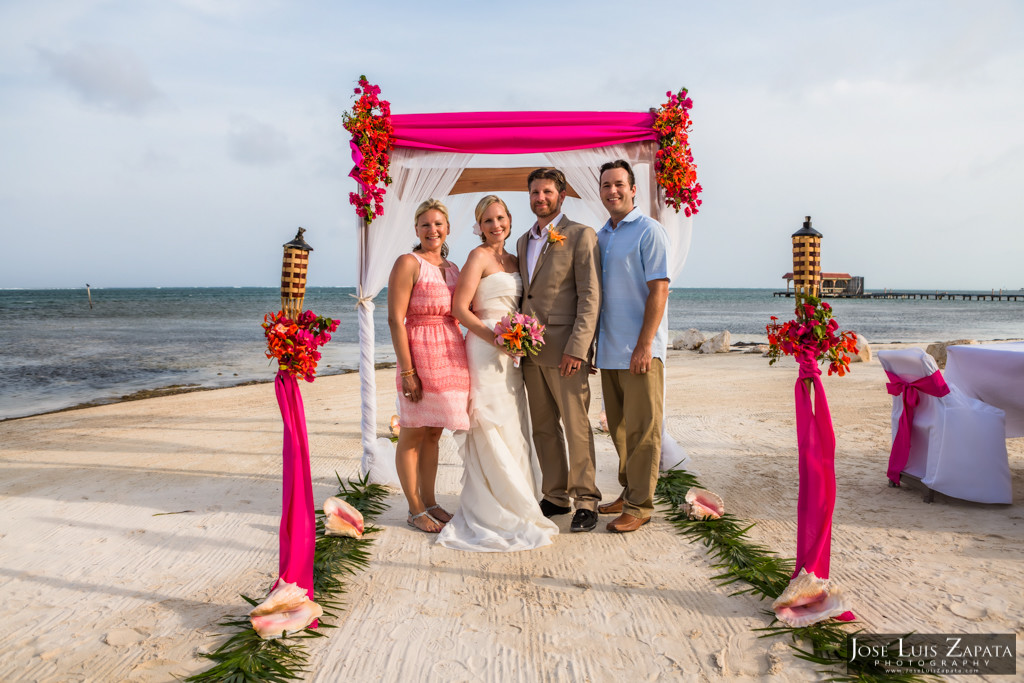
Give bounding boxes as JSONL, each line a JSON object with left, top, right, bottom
{"left": 2, "top": 286, "right": 1022, "bottom": 420}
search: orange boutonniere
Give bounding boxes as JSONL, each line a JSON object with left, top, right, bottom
{"left": 543, "top": 227, "right": 566, "bottom": 254}
{"left": 546, "top": 228, "right": 566, "bottom": 245}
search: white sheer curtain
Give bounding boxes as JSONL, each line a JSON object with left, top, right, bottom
{"left": 362, "top": 149, "right": 473, "bottom": 296}
{"left": 357, "top": 148, "right": 472, "bottom": 483}
{"left": 356, "top": 143, "right": 695, "bottom": 483}
{"left": 547, "top": 143, "right": 692, "bottom": 279}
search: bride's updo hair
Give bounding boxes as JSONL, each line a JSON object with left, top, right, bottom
{"left": 413, "top": 198, "right": 450, "bottom": 259}
{"left": 474, "top": 195, "right": 512, "bottom": 244}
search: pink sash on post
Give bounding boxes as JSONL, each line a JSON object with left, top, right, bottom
{"left": 274, "top": 371, "right": 317, "bottom": 627}
{"left": 883, "top": 369, "right": 950, "bottom": 486}
{"left": 793, "top": 351, "right": 855, "bottom": 621}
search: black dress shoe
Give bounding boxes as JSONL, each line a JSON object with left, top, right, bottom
{"left": 540, "top": 499, "right": 571, "bottom": 517}
{"left": 570, "top": 509, "right": 598, "bottom": 532}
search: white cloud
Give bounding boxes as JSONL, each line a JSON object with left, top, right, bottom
{"left": 226, "top": 115, "right": 291, "bottom": 165}
{"left": 36, "top": 42, "right": 163, "bottom": 114}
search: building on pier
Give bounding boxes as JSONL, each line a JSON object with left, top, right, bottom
{"left": 782, "top": 272, "right": 864, "bottom": 297}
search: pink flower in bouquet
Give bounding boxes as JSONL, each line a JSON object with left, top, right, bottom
{"left": 494, "top": 311, "right": 546, "bottom": 366}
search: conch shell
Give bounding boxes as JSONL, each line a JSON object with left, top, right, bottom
{"left": 772, "top": 568, "right": 850, "bottom": 628}
{"left": 324, "top": 496, "right": 364, "bottom": 538}
{"left": 389, "top": 414, "right": 401, "bottom": 437}
{"left": 249, "top": 580, "right": 323, "bottom": 639}
{"left": 682, "top": 488, "right": 724, "bottom": 520}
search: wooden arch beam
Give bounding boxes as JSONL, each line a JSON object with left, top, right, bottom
{"left": 448, "top": 167, "right": 581, "bottom": 198}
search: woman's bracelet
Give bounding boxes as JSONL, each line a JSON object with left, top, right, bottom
{"left": 400, "top": 367, "right": 417, "bottom": 378}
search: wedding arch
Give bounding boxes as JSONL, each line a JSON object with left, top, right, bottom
{"left": 347, "top": 86, "right": 700, "bottom": 476}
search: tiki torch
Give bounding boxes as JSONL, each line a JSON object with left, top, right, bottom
{"left": 791, "top": 216, "right": 822, "bottom": 308}
{"left": 281, "top": 228, "right": 313, "bottom": 320}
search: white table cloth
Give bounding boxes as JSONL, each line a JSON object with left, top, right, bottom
{"left": 945, "top": 342, "right": 1024, "bottom": 438}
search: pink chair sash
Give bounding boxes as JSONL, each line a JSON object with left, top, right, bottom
{"left": 274, "top": 371, "right": 317, "bottom": 627}
{"left": 793, "top": 351, "right": 854, "bottom": 621}
{"left": 883, "top": 369, "right": 951, "bottom": 486}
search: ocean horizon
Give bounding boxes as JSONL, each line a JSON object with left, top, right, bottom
{"left": 2, "top": 286, "right": 1022, "bottom": 421}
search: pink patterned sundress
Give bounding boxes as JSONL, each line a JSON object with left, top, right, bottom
{"left": 396, "top": 253, "right": 470, "bottom": 431}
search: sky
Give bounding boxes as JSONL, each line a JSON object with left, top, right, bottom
{"left": 1, "top": 0, "right": 1022, "bottom": 291}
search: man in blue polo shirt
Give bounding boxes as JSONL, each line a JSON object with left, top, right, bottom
{"left": 594, "top": 159, "right": 671, "bottom": 533}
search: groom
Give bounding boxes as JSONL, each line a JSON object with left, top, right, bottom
{"left": 517, "top": 168, "right": 602, "bottom": 532}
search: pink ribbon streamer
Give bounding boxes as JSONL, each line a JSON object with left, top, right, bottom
{"left": 274, "top": 371, "right": 317, "bottom": 627}
{"left": 349, "top": 140, "right": 369, "bottom": 192}
{"left": 391, "top": 111, "right": 658, "bottom": 153}
{"left": 793, "top": 351, "right": 854, "bottom": 621}
{"left": 883, "top": 369, "right": 951, "bottom": 486}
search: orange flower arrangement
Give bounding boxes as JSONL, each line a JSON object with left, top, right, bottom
{"left": 263, "top": 310, "right": 340, "bottom": 382}
{"left": 765, "top": 295, "right": 859, "bottom": 377}
{"left": 342, "top": 76, "right": 393, "bottom": 225}
{"left": 653, "top": 87, "right": 702, "bottom": 217}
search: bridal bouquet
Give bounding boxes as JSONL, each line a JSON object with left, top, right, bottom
{"left": 263, "top": 310, "right": 340, "bottom": 381}
{"left": 494, "top": 312, "right": 545, "bottom": 367}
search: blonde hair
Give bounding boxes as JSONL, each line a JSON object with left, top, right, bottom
{"left": 474, "top": 195, "right": 512, "bottom": 244}
{"left": 413, "top": 198, "right": 450, "bottom": 258}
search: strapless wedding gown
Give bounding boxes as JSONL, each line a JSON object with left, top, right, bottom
{"left": 436, "top": 272, "right": 558, "bottom": 552}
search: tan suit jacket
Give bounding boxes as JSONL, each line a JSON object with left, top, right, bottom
{"left": 515, "top": 214, "right": 603, "bottom": 509}
{"left": 516, "top": 216, "right": 601, "bottom": 366}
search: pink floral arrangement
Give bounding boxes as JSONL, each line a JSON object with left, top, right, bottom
{"left": 263, "top": 310, "right": 340, "bottom": 382}
{"left": 765, "top": 295, "right": 859, "bottom": 377}
{"left": 653, "top": 87, "right": 703, "bottom": 217}
{"left": 494, "top": 312, "right": 545, "bottom": 367}
{"left": 342, "top": 75, "right": 393, "bottom": 224}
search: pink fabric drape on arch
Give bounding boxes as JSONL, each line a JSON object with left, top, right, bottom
{"left": 391, "top": 111, "right": 658, "bottom": 153}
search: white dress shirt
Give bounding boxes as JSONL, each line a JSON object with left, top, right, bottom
{"left": 525, "top": 212, "right": 563, "bottom": 281}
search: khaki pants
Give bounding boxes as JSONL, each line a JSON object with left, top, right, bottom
{"left": 601, "top": 359, "right": 664, "bottom": 518}
{"left": 522, "top": 361, "right": 601, "bottom": 511}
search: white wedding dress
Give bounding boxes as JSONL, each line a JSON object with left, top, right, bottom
{"left": 436, "top": 272, "right": 558, "bottom": 552}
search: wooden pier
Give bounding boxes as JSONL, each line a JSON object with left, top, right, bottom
{"left": 773, "top": 290, "right": 1024, "bottom": 301}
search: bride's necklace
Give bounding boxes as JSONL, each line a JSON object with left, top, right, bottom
{"left": 490, "top": 246, "right": 509, "bottom": 270}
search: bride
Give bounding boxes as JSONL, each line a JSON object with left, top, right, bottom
{"left": 436, "top": 195, "right": 558, "bottom": 552}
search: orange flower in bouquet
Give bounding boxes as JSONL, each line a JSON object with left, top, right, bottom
{"left": 494, "top": 312, "right": 545, "bottom": 367}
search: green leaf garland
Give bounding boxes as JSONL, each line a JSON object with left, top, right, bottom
{"left": 186, "top": 474, "right": 388, "bottom": 682}
{"left": 656, "top": 470, "right": 935, "bottom": 682}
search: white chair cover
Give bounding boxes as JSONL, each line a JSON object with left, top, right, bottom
{"left": 877, "top": 348, "right": 1010, "bottom": 504}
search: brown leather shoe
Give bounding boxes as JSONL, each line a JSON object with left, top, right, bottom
{"left": 597, "top": 497, "right": 624, "bottom": 515}
{"left": 606, "top": 513, "right": 651, "bottom": 533}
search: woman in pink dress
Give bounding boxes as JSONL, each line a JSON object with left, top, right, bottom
{"left": 387, "top": 199, "right": 470, "bottom": 533}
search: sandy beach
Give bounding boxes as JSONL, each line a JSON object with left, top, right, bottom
{"left": 1, "top": 345, "right": 1022, "bottom": 682}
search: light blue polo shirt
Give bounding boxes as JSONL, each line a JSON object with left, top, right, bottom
{"left": 596, "top": 207, "right": 671, "bottom": 369}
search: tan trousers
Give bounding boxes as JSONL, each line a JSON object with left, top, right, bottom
{"left": 522, "top": 361, "right": 601, "bottom": 511}
{"left": 600, "top": 360, "right": 664, "bottom": 518}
